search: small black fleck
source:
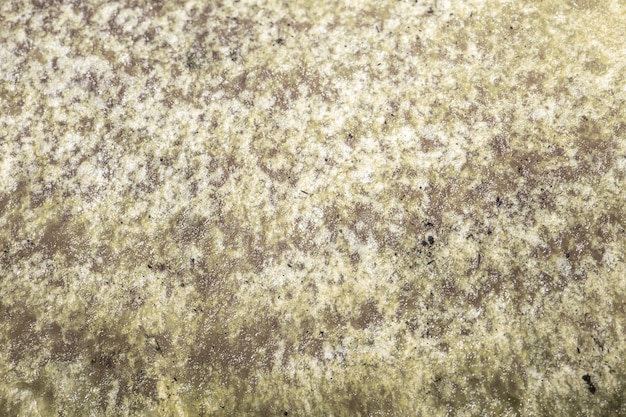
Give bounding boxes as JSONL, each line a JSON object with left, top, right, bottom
{"left": 427, "top": 235, "right": 435, "bottom": 245}
{"left": 565, "top": 253, "right": 570, "bottom": 259}
{"left": 284, "top": 413, "right": 288, "bottom": 416}
{"left": 275, "top": 38, "right": 284, "bottom": 45}
{"left": 147, "top": 264, "right": 153, "bottom": 269}
{"left": 582, "top": 374, "right": 596, "bottom": 394}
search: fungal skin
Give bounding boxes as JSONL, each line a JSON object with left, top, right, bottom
{"left": 1, "top": 0, "right": 625, "bottom": 416}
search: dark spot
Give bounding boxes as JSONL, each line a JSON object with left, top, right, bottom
{"left": 275, "top": 38, "right": 284, "bottom": 45}
{"left": 427, "top": 7, "right": 434, "bottom": 14}
{"left": 582, "top": 374, "right": 596, "bottom": 394}
{"left": 565, "top": 253, "right": 570, "bottom": 259}
{"left": 186, "top": 52, "right": 204, "bottom": 71}
{"left": 147, "top": 264, "right": 153, "bottom": 269}
{"left": 284, "top": 412, "right": 288, "bottom": 416}
{"left": 496, "top": 196, "right": 502, "bottom": 206}
{"left": 427, "top": 235, "right": 435, "bottom": 245}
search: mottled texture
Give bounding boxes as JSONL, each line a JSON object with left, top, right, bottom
{"left": 1, "top": 0, "right": 626, "bottom": 416}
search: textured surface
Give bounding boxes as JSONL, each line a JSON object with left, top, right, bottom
{"left": 1, "top": 0, "right": 626, "bottom": 415}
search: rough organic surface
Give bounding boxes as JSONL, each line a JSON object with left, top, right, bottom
{"left": 1, "top": 0, "right": 625, "bottom": 415}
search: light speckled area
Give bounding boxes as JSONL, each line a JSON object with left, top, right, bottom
{"left": 1, "top": 0, "right": 626, "bottom": 415}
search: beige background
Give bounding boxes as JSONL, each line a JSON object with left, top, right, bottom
{"left": 1, "top": 0, "right": 625, "bottom": 415}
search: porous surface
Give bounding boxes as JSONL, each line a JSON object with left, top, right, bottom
{"left": 1, "top": 0, "right": 625, "bottom": 415}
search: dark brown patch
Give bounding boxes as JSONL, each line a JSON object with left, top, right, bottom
{"left": 523, "top": 70, "right": 545, "bottom": 91}
{"left": 424, "top": 178, "right": 463, "bottom": 227}
{"left": 397, "top": 281, "right": 421, "bottom": 315}
{"left": 29, "top": 180, "right": 56, "bottom": 209}
{"left": 270, "top": 72, "right": 300, "bottom": 110}
{"left": 352, "top": 299, "right": 383, "bottom": 330}
{"left": 49, "top": 325, "right": 84, "bottom": 362}
{"left": 346, "top": 385, "right": 394, "bottom": 416}
{"left": 5, "top": 309, "right": 39, "bottom": 363}
{"left": 468, "top": 269, "right": 505, "bottom": 308}
{"left": 424, "top": 314, "right": 453, "bottom": 338}
{"left": 288, "top": 317, "right": 324, "bottom": 360}
{"left": 84, "top": 325, "right": 155, "bottom": 409}
{"left": 350, "top": 202, "right": 379, "bottom": 243}
{"left": 0, "top": 181, "right": 28, "bottom": 216}
{"left": 322, "top": 304, "right": 349, "bottom": 332}
{"left": 573, "top": 116, "right": 616, "bottom": 175}
{"left": 323, "top": 202, "right": 342, "bottom": 233}
{"left": 349, "top": 251, "right": 361, "bottom": 267}
{"left": 292, "top": 215, "right": 319, "bottom": 254}
{"left": 537, "top": 221, "right": 609, "bottom": 273}
{"left": 172, "top": 211, "right": 209, "bottom": 243}
{"left": 190, "top": 255, "right": 234, "bottom": 297}
{"left": 188, "top": 313, "right": 280, "bottom": 384}
{"left": 491, "top": 134, "right": 509, "bottom": 156}
{"left": 39, "top": 211, "right": 87, "bottom": 263}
